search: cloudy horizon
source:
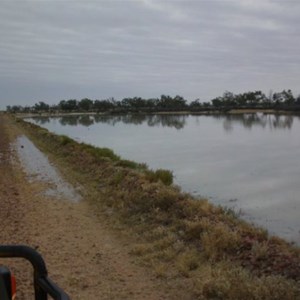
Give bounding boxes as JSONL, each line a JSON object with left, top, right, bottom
{"left": 1, "top": 0, "right": 300, "bottom": 110}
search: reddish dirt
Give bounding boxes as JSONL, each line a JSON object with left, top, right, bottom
{"left": 0, "top": 115, "right": 190, "bottom": 299}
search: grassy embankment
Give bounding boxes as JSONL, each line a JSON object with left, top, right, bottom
{"left": 15, "top": 116, "right": 300, "bottom": 299}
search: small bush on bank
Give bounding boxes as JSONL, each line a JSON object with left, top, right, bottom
{"left": 155, "top": 169, "right": 173, "bottom": 185}
{"left": 59, "top": 135, "right": 74, "bottom": 145}
{"left": 183, "top": 218, "right": 211, "bottom": 241}
{"left": 201, "top": 223, "right": 241, "bottom": 260}
{"left": 115, "top": 159, "right": 145, "bottom": 170}
{"left": 152, "top": 189, "right": 177, "bottom": 211}
{"left": 145, "top": 169, "right": 173, "bottom": 186}
{"left": 110, "top": 171, "right": 126, "bottom": 185}
{"left": 80, "top": 142, "right": 120, "bottom": 161}
{"left": 176, "top": 248, "right": 200, "bottom": 276}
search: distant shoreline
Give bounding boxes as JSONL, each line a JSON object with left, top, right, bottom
{"left": 12, "top": 107, "right": 300, "bottom": 119}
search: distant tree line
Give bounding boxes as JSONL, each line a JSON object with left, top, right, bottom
{"left": 6, "top": 89, "right": 300, "bottom": 113}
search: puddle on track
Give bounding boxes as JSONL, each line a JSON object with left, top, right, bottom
{"left": 15, "top": 135, "right": 82, "bottom": 202}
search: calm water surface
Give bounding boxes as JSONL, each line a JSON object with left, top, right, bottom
{"left": 28, "top": 113, "right": 300, "bottom": 244}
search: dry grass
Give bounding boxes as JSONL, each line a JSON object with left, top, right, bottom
{"left": 251, "top": 241, "right": 269, "bottom": 260}
{"left": 195, "top": 262, "right": 300, "bottom": 300}
{"left": 176, "top": 248, "right": 200, "bottom": 276}
{"left": 15, "top": 116, "right": 300, "bottom": 299}
{"left": 200, "top": 223, "right": 241, "bottom": 260}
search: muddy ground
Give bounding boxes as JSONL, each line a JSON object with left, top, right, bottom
{"left": 0, "top": 115, "right": 188, "bottom": 299}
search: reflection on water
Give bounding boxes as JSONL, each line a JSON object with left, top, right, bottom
{"left": 35, "top": 114, "right": 188, "bottom": 129}
{"left": 32, "top": 113, "right": 295, "bottom": 131}
{"left": 27, "top": 113, "right": 300, "bottom": 244}
{"left": 218, "top": 114, "right": 294, "bottom": 132}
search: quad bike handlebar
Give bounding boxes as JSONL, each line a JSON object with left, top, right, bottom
{"left": 0, "top": 245, "right": 70, "bottom": 300}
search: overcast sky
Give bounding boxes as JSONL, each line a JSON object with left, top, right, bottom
{"left": 1, "top": 0, "right": 300, "bottom": 109}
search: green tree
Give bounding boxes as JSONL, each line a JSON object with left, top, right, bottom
{"left": 282, "top": 89, "right": 295, "bottom": 105}
{"left": 94, "top": 99, "right": 114, "bottom": 111}
{"left": 158, "top": 95, "right": 187, "bottom": 110}
{"left": 222, "top": 91, "right": 236, "bottom": 106}
{"left": 145, "top": 98, "right": 159, "bottom": 108}
{"left": 78, "top": 98, "right": 94, "bottom": 111}
{"left": 211, "top": 97, "right": 223, "bottom": 107}
{"left": 59, "top": 99, "right": 78, "bottom": 111}
{"left": 34, "top": 101, "right": 50, "bottom": 112}
{"left": 189, "top": 99, "right": 202, "bottom": 109}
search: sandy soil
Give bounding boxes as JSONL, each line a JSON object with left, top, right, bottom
{"left": 0, "top": 115, "right": 187, "bottom": 299}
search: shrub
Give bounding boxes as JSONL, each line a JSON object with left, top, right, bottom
{"left": 182, "top": 198, "right": 215, "bottom": 218}
{"left": 59, "top": 135, "right": 74, "bottom": 145}
{"left": 93, "top": 147, "right": 119, "bottom": 161}
{"left": 201, "top": 224, "right": 241, "bottom": 260}
{"left": 145, "top": 169, "right": 173, "bottom": 186}
{"left": 152, "top": 189, "right": 177, "bottom": 211}
{"left": 177, "top": 249, "right": 200, "bottom": 276}
{"left": 184, "top": 218, "right": 211, "bottom": 241}
{"left": 80, "top": 142, "right": 120, "bottom": 161}
{"left": 155, "top": 169, "right": 173, "bottom": 185}
{"left": 116, "top": 159, "right": 142, "bottom": 169}
{"left": 251, "top": 241, "right": 269, "bottom": 260}
{"left": 110, "top": 171, "right": 125, "bottom": 185}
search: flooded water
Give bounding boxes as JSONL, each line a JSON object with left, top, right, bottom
{"left": 15, "top": 135, "right": 82, "bottom": 202}
{"left": 27, "top": 113, "right": 300, "bottom": 244}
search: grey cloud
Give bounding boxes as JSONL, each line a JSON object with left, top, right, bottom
{"left": 0, "top": 0, "right": 300, "bottom": 109}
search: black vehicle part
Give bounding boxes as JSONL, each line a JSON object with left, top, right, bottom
{"left": 0, "top": 245, "right": 70, "bottom": 300}
{"left": 0, "top": 266, "right": 14, "bottom": 300}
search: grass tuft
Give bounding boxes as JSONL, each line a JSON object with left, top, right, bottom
{"left": 115, "top": 159, "right": 146, "bottom": 170}
{"left": 251, "top": 241, "right": 269, "bottom": 260}
{"left": 145, "top": 169, "right": 173, "bottom": 186}
{"left": 177, "top": 249, "right": 200, "bottom": 276}
{"left": 184, "top": 218, "right": 211, "bottom": 241}
{"left": 201, "top": 223, "right": 241, "bottom": 260}
{"left": 59, "top": 135, "right": 74, "bottom": 145}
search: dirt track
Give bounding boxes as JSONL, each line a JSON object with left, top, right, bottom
{"left": 0, "top": 115, "right": 185, "bottom": 299}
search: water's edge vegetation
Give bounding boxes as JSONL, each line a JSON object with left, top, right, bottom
{"left": 15, "top": 116, "right": 300, "bottom": 299}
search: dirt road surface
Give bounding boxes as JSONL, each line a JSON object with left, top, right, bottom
{"left": 0, "top": 115, "right": 187, "bottom": 299}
